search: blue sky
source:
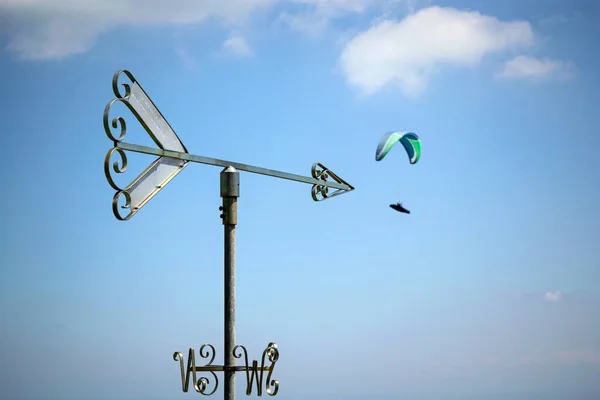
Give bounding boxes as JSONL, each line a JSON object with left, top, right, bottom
{"left": 0, "top": 0, "right": 599, "bottom": 399}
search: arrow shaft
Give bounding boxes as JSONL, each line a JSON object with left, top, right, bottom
{"left": 116, "top": 142, "right": 352, "bottom": 191}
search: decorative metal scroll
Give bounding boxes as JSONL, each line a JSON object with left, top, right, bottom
{"left": 173, "top": 345, "right": 219, "bottom": 396}
{"left": 173, "top": 343, "right": 279, "bottom": 397}
{"left": 103, "top": 69, "right": 189, "bottom": 220}
{"left": 311, "top": 163, "right": 355, "bottom": 201}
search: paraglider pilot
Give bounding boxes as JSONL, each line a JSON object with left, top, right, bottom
{"left": 390, "top": 202, "right": 410, "bottom": 214}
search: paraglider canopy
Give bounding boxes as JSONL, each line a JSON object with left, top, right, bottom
{"left": 375, "top": 131, "right": 421, "bottom": 164}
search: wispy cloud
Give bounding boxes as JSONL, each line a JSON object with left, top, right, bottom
{"left": 276, "top": 12, "right": 330, "bottom": 37}
{"left": 495, "top": 349, "right": 600, "bottom": 366}
{"left": 276, "top": 0, "right": 369, "bottom": 36}
{"left": 338, "top": 6, "right": 537, "bottom": 97}
{"left": 435, "top": 348, "right": 600, "bottom": 369}
{"left": 275, "top": 0, "right": 424, "bottom": 37}
{"left": 496, "top": 55, "right": 575, "bottom": 80}
{"left": 175, "top": 45, "right": 197, "bottom": 71}
{"left": 488, "top": 289, "right": 595, "bottom": 305}
{"left": 537, "top": 10, "right": 583, "bottom": 27}
{"left": 0, "top": 0, "right": 401, "bottom": 60}
{"left": 0, "top": 0, "right": 274, "bottom": 60}
{"left": 222, "top": 34, "right": 254, "bottom": 57}
{"left": 544, "top": 290, "right": 564, "bottom": 302}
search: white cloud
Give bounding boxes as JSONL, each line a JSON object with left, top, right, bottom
{"left": 298, "top": 0, "right": 369, "bottom": 15}
{"left": 222, "top": 35, "right": 254, "bottom": 57}
{"left": 544, "top": 290, "right": 563, "bottom": 302}
{"left": 0, "top": 0, "right": 275, "bottom": 60}
{"left": 0, "top": 0, "right": 574, "bottom": 96}
{"left": 275, "top": 0, "right": 369, "bottom": 36}
{"left": 276, "top": 12, "right": 329, "bottom": 37}
{"left": 0, "top": 0, "right": 390, "bottom": 60}
{"left": 339, "top": 6, "right": 536, "bottom": 96}
{"left": 275, "top": 0, "right": 416, "bottom": 36}
{"left": 544, "top": 291, "right": 563, "bottom": 302}
{"left": 496, "top": 55, "right": 574, "bottom": 80}
{"left": 175, "top": 45, "right": 197, "bottom": 71}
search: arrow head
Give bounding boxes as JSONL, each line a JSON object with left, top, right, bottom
{"left": 310, "top": 163, "right": 355, "bottom": 201}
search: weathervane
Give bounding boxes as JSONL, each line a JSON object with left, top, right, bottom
{"left": 102, "top": 69, "right": 354, "bottom": 399}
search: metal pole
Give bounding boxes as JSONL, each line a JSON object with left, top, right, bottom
{"left": 220, "top": 166, "right": 239, "bottom": 400}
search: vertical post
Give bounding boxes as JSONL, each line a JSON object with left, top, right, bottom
{"left": 220, "top": 166, "right": 239, "bottom": 400}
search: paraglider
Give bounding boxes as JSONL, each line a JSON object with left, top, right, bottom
{"left": 375, "top": 131, "right": 421, "bottom": 214}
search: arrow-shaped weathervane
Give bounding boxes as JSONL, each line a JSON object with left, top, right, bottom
{"left": 103, "top": 69, "right": 354, "bottom": 220}
{"left": 102, "top": 69, "right": 356, "bottom": 399}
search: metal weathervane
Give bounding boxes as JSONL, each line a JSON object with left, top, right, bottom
{"left": 102, "top": 69, "right": 355, "bottom": 400}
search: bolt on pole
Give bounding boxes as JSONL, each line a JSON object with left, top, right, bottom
{"left": 220, "top": 166, "right": 239, "bottom": 400}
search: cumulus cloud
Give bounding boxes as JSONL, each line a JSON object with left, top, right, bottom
{"left": 222, "top": 35, "right": 254, "bottom": 57}
{"left": 496, "top": 55, "right": 574, "bottom": 80}
{"left": 339, "top": 6, "right": 537, "bottom": 96}
{"left": 544, "top": 290, "right": 563, "bottom": 302}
